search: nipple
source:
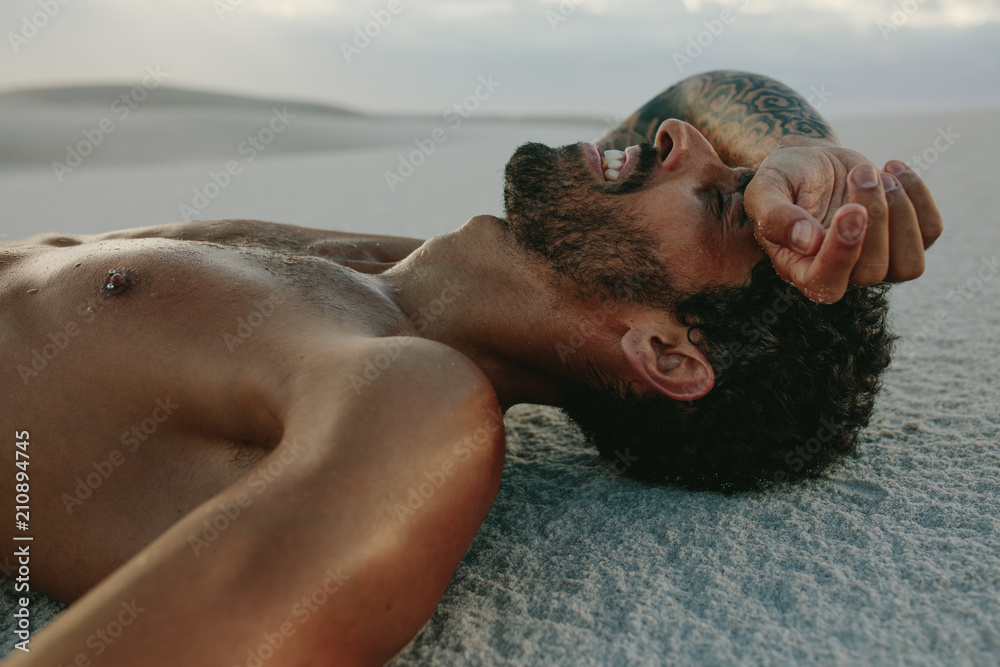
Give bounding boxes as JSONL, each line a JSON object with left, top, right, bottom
{"left": 104, "top": 269, "right": 135, "bottom": 295}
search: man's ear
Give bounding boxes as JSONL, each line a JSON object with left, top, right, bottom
{"left": 620, "top": 316, "right": 715, "bottom": 401}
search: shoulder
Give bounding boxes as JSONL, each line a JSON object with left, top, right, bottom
{"left": 350, "top": 336, "right": 500, "bottom": 423}
{"left": 290, "top": 336, "right": 503, "bottom": 446}
{"left": 282, "top": 336, "right": 506, "bottom": 504}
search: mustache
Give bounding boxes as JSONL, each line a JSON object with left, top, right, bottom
{"left": 607, "top": 142, "right": 658, "bottom": 195}
{"left": 503, "top": 139, "right": 659, "bottom": 201}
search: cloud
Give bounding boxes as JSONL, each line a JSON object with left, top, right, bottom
{"left": 0, "top": 0, "right": 997, "bottom": 117}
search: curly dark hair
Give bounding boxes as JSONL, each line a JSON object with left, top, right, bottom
{"left": 560, "top": 259, "right": 896, "bottom": 493}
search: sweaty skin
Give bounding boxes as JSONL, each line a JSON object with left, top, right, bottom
{"left": 1, "top": 224, "right": 506, "bottom": 665}
{"left": 1, "top": 228, "right": 391, "bottom": 596}
{"left": 0, "top": 71, "right": 940, "bottom": 666}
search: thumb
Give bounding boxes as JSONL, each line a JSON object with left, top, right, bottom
{"left": 746, "top": 173, "right": 825, "bottom": 256}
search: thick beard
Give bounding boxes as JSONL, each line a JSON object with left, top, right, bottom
{"left": 502, "top": 141, "right": 675, "bottom": 308}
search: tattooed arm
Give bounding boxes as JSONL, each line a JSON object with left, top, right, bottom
{"left": 597, "top": 70, "right": 838, "bottom": 168}
{"left": 600, "top": 70, "right": 942, "bottom": 303}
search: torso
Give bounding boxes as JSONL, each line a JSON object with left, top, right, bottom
{"left": 0, "top": 232, "right": 417, "bottom": 599}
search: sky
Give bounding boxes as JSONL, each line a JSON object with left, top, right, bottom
{"left": 1, "top": 0, "right": 999, "bottom": 119}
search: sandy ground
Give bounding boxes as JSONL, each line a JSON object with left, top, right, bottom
{"left": 1, "top": 87, "right": 998, "bottom": 665}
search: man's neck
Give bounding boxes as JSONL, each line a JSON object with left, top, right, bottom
{"left": 381, "top": 215, "right": 624, "bottom": 411}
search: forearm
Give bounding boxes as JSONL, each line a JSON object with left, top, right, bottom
{"left": 91, "top": 219, "right": 426, "bottom": 263}
{"left": 598, "top": 70, "right": 839, "bottom": 168}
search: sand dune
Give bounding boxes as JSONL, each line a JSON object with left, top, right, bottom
{"left": 0, "top": 85, "right": 603, "bottom": 173}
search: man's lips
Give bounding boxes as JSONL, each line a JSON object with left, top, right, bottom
{"left": 614, "top": 146, "right": 642, "bottom": 183}
{"left": 583, "top": 143, "right": 643, "bottom": 184}
{"left": 584, "top": 143, "right": 605, "bottom": 180}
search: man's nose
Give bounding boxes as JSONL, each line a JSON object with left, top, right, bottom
{"left": 654, "top": 118, "right": 752, "bottom": 189}
{"left": 653, "top": 118, "right": 723, "bottom": 173}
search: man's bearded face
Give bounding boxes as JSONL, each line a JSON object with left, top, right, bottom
{"left": 503, "top": 120, "right": 765, "bottom": 308}
{"left": 502, "top": 141, "right": 674, "bottom": 307}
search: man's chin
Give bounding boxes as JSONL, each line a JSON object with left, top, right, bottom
{"left": 462, "top": 214, "right": 506, "bottom": 231}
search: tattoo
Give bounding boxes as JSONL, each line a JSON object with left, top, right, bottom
{"left": 597, "top": 71, "right": 837, "bottom": 167}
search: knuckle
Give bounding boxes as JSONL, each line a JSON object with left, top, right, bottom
{"left": 900, "top": 173, "right": 937, "bottom": 205}
{"left": 892, "top": 245, "right": 926, "bottom": 277}
{"left": 884, "top": 185, "right": 910, "bottom": 209}
{"left": 894, "top": 168, "right": 924, "bottom": 187}
{"left": 865, "top": 199, "right": 888, "bottom": 221}
{"left": 924, "top": 215, "right": 945, "bottom": 242}
{"left": 851, "top": 263, "right": 889, "bottom": 286}
{"left": 887, "top": 259, "right": 925, "bottom": 283}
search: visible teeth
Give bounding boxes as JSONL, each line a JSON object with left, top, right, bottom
{"left": 602, "top": 150, "right": 624, "bottom": 180}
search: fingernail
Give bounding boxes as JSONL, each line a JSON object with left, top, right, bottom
{"left": 839, "top": 212, "right": 865, "bottom": 244}
{"left": 881, "top": 172, "right": 900, "bottom": 192}
{"left": 853, "top": 164, "right": 879, "bottom": 188}
{"left": 791, "top": 220, "right": 816, "bottom": 253}
{"left": 886, "top": 160, "right": 908, "bottom": 176}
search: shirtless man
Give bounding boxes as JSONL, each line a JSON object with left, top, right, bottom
{"left": 1, "top": 71, "right": 941, "bottom": 665}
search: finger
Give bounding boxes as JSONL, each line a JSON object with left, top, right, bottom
{"left": 846, "top": 164, "right": 889, "bottom": 286}
{"left": 746, "top": 171, "right": 826, "bottom": 256}
{"left": 881, "top": 172, "right": 926, "bottom": 283}
{"left": 758, "top": 242, "right": 814, "bottom": 288}
{"left": 885, "top": 160, "right": 943, "bottom": 249}
{"left": 793, "top": 204, "right": 868, "bottom": 303}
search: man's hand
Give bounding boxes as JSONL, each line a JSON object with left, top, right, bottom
{"left": 745, "top": 146, "right": 943, "bottom": 303}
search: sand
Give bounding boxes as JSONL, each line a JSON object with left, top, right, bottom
{"left": 1, "top": 87, "right": 998, "bottom": 665}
